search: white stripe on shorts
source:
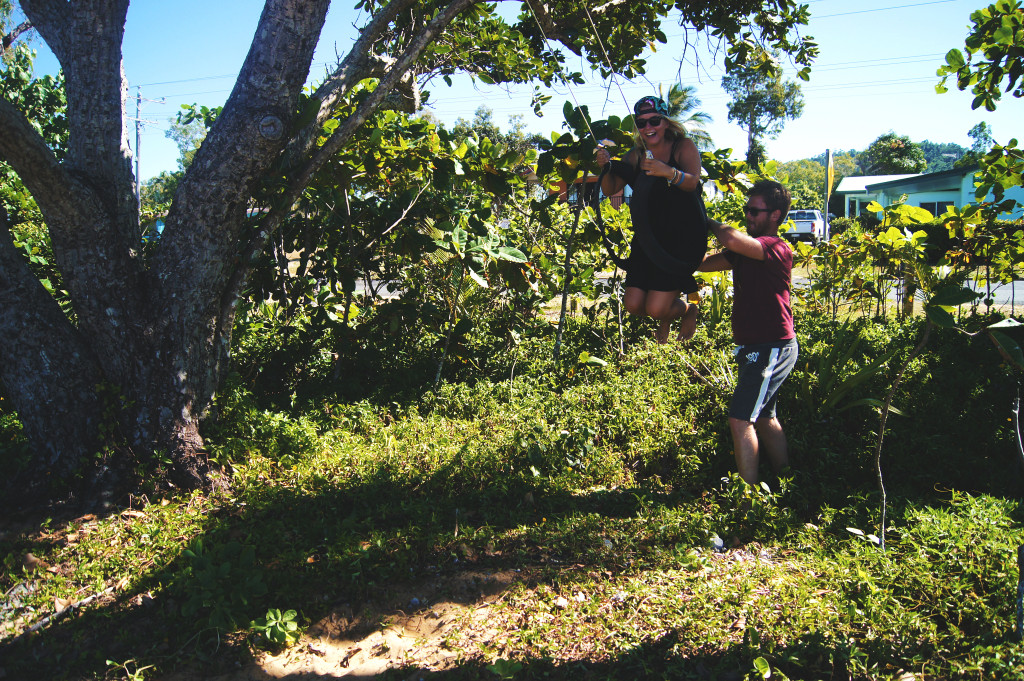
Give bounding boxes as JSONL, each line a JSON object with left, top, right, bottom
{"left": 747, "top": 346, "right": 781, "bottom": 422}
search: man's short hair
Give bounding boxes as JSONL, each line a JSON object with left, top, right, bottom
{"left": 748, "top": 180, "right": 791, "bottom": 225}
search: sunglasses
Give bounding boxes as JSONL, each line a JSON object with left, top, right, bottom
{"left": 743, "top": 205, "right": 771, "bottom": 216}
{"left": 635, "top": 115, "right": 664, "bottom": 129}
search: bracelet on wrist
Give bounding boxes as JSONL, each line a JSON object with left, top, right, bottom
{"left": 675, "top": 170, "right": 686, "bottom": 187}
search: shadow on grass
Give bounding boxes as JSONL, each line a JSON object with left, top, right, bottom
{"left": 4, "top": 459, "right": 1021, "bottom": 679}
{"left": 0, "top": 463, "right": 790, "bottom": 680}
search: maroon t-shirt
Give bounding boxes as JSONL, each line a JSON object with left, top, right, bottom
{"left": 724, "top": 236, "right": 794, "bottom": 345}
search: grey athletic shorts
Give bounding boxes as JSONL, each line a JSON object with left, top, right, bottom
{"left": 729, "top": 338, "right": 798, "bottom": 422}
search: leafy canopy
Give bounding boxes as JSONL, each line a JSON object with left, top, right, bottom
{"left": 857, "top": 132, "right": 927, "bottom": 175}
{"left": 936, "top": 0, "right": 1024, "bottom": 110}
{"left": 721, "top": 50, "right": 804, "bottom": 167}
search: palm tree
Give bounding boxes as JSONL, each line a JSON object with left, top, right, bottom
{"left": 665, "top": 83, "right": 714, "bottom": 151}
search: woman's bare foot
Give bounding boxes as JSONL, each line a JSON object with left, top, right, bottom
{"left": 655, "top": 318, "right": 672, "bottom": 344}
{"left": 677, "top": 303, "right": 698, "bottom": 342}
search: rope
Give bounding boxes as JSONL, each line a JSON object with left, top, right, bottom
{"left": 1017, "top": 544, "right": 1024, "bottom": 641}
{"left": 581, "top": 4, "right": 637, "bottom": 131}
{"left": 592, "top": 163, "right": 629, "bottom": 269}
{"left": 521, "top": 3, "right": 655, "bottom": 273}
{"left": 523, "top": 2, "right": 601, "bottom": 144}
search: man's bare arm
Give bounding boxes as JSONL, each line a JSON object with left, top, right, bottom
{"left": 698, "top": 251, "right": 732, "bottom": 272}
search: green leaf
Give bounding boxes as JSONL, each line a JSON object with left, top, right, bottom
{"left": 993, "top": 23, "right": 1014, "bottom": 45}
{"left": 929, "top": 285, "right": 980, "bottom": 306}
{"left": 945, "top": 48, "right": 966, "bottom": 68}
{"left": 578, "top": 351, "right": 607, "bottom": 366}
{"left": 990, "top": 329, "right": 1024, "bottom": 368}
{"left": 495, "top": 246, "right": 527, "bottom": 262}
{"left": 467, "top": 267, "right": 489, "bottom": 288}
{"left": 753, "top": 656, "right": 772, "bottom": 678}
{"left": 837, "top": 398, "right": 905, "bottom": 416}
{"left": 487, "top": 658, "right": 523, "bottom": 679}
{"left": 926, "top": 305, "right": 957, "bottom": 328}
{"left": 903, "top": 205, "right": 934, "bottom": 223}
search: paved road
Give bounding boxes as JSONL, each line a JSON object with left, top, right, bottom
{"left": 792, "top": 276, "right": 1024, "bottom": 311}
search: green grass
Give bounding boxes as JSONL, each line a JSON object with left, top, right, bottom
{"left": 2, "top": 313, "right": 1024, "bottom": 680}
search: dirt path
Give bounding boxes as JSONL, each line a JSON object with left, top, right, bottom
{"left": 164, "top": 569, "right": 522, "bottom": 680}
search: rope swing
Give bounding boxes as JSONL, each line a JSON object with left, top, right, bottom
{"left": 522, "top": 1, "right": 638, "bottom": 273}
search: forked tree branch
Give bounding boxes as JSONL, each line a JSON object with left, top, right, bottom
{"left": 228, "top": 0, "right": 479, "bottom": 292}
{"left": 279, "top": 0, "right": 420, "bottom": 170}
{"left": 1, "top": 21, "right": 32, "bottom": 54}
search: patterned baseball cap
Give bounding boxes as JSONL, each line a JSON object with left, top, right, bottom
{"left": 633, "top": 96, "right": 668, "bottom": 116}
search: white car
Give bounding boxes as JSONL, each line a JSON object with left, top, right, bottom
{"left": 785, "top": 209, "right": 829, "bottom": 244}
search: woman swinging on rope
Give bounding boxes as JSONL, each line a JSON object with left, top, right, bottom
{"left": 596, "top": 96, "right": 708, "bottom": 343}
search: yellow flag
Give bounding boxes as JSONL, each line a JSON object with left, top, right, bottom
{"left": 825, "top": 149, "right": 834, "bottom": 214}
{"left": 826, "top": 149, "right": 835, "bottom": 195}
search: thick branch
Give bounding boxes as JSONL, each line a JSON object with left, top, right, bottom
{"left": 521, "top": 0, "right": 575, "bottom": 50}
{"left": 1, "top": 21, "right": 32, "bottom": 54}
{"left": 18, "top": 0, "right": 72, "bottom": 65}
{"left": 0, "top": 31, "right": 146, "bottom": 383}
{"left": 153, "top": 0, "right": 331, "bottom": 422}
{"left": 297, "top": 0, "right": 480, "bottom": 198}
{"left": 279, "top": 0, "right": 420, "bottom": 170}
{"left": 0, "top": 95, "right": 81, "bottom": 221}
{"left": 225, "top": 0, "right": 480, "bottom": 309}
{"left": 23, "top": 0, "right": 133, "bottom": 195}
{"left": 0, "top": 205, "right": 104, "bottom": 479}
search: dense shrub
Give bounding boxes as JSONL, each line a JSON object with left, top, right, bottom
{"left": 208, "top": 305, "right": 1024, "bottom": 506}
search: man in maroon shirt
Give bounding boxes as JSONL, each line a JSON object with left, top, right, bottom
{"left": 698, "top": 180, "right": 797, "bottom": 487}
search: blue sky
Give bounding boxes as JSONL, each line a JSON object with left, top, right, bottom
{"left": 17, "top": 0, "right": 1022, "bottom": 180}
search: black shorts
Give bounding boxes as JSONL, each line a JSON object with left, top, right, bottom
{"left": 623, "top": 245, "right": 699, "bottom": 294}
{"left": 729, "top": 338, "right": 798, "bottom": 422}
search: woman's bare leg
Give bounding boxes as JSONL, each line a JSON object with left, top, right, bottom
{"left": 623, "top": 287, "right": 648, "bottom": 317}
{"left": 644, "top": 290, "right": 685, "bottom": 343}
{"left": 677, "top": 302, "right": 698, "bottom": 341}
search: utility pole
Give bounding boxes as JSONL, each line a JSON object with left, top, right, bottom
{"left": 127, "top": 85, "right": 164, "bottom": 222}
{"left": 135, "top": 87, "right": 142, "bottom": 219}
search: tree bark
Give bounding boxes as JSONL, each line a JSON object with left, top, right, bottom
{"left": 0, "top": 205, "right": 104, "bottom": 494}
{"left": 0, "top": 0, "right": 480, "bottom": 504}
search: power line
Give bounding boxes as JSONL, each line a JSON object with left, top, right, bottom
{"left": 814, "top": 0, "right": 957, "bottom": 18}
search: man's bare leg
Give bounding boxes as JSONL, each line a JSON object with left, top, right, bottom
{"left": 754, "top": 416, "right": 789, "bottom": 473}
{"left": 730, "top": 415, "right": 789, "bottom": 488}
{"left": 729, "top": 416, "right": 760, "bottom": 485}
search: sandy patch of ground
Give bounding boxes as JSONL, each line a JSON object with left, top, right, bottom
{"left": 166, "top": 569, "right": 521, "bottom": 680}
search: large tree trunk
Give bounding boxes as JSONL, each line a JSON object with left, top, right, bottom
{"left": 0, "top": 0, "right": 475, "bottom": 507}
{"left": 0, "top": 0, "right": 333, "bottom": 504}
